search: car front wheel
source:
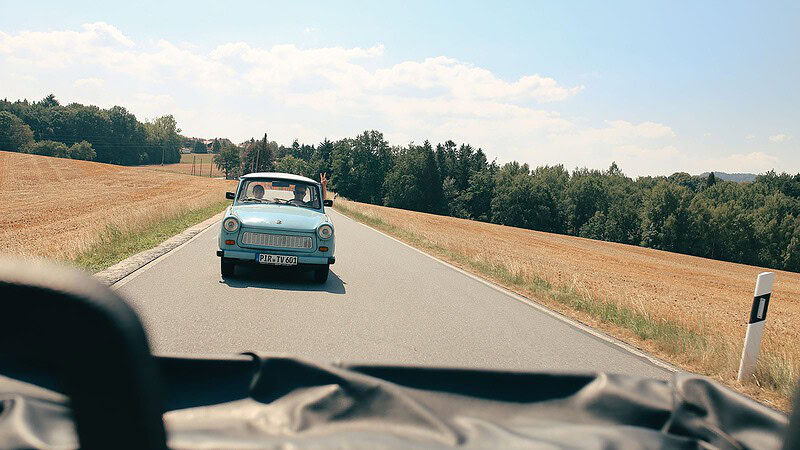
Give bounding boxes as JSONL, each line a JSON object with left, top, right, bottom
{"left": 221, "top": 257, "right": 235, "bottom": 278}
{"left": 313, "top": 264, "right": 329, "bottom": 283}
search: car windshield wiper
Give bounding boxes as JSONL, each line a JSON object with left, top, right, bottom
{"left": 239, "top": 197, "right": 269, "bottom": 203}
{"left": 271, "top": 198, "right": 299, "bottom": 207}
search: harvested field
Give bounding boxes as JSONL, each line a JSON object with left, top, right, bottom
{"left": 143, "top": 153, "right": 225, "bottom": 177}
{"left": 0, "top": 151, "right": 235, "bottom": 260}
{"left": 334, "top": 198, "right": 800, "bottom": 410}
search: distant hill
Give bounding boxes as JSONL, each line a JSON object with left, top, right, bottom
{"left": 698, "top": 171, "right": 757, "bottom": 183}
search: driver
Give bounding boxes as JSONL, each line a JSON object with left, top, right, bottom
{"left": 291, "top": 185, "right": 309, "bottom": 205}
{"left": 290, "top": 175, "right": 328, "bottom": 206}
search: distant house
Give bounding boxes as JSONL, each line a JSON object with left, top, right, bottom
{"left": 179, "top": 147, "right": 192, "bottom": 154}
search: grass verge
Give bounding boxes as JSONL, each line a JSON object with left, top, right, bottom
{"left": 334, "top": 199, "right": 797, "bottom": 411}
{"left": 71, "top": 200, "right": 229, "bottom": 273}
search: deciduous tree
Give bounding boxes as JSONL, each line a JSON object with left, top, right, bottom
{"left": 0, "top": 111, "right": 34, "bottom": 151}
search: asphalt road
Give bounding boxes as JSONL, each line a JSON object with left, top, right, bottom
{"left": 117, "top": 209, "right": 671, "bottom": 379}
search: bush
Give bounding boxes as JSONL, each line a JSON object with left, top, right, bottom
{"left": 29, "top": 140, "right": 69, "bottom": 158}
{"left": 68, "top": 140, "right": 96, "bottom": 161}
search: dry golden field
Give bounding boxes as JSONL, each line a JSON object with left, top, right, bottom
{"left": 143, "top": 153, "right": 225, "bottom": 177}
{"left": 334, "top": 198, "right": 800, "bottom": 410}
{"left": 0, "top": 151, "right": 235, "bottom": 260}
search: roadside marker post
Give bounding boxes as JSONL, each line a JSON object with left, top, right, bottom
{"left": 737, "top": 271, "right": 775, "bottom": 382}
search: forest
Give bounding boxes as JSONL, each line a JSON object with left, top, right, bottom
{"left": 237, "top": 130, "right": 800, "bottom": 273}
{"left": 0, "top": 95, "right": 182, "bottom": 165}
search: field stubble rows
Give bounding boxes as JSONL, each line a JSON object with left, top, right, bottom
{"left": 0, "top": 151, "right": 235, "bottom": 261}
{"left": 334, "top": 198, "right": 800, "bottom": 411}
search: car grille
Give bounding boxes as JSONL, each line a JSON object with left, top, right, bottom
{"left": 241, "top": 232, "right": 313, "bottom": 249}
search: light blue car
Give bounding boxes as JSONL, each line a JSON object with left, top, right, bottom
{"left": 216, "top": 172, "right": 335, "bottom": 282}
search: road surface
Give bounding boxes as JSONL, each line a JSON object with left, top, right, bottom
{"left": 116, "top": 209, "right": 671, "bottom": 378}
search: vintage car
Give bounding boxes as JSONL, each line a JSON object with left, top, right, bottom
{"left": 216, "top": 172, "right": 335, "bottom": 282}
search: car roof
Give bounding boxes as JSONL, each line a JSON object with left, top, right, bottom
{"left": 240, "top": 172, "right": 319, "bottom": 185}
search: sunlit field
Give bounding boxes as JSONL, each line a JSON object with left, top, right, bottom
{"left": 0, "top": 151, "right": 235, "bottom": 260}
{"left": 335, "top": 197, "right": 800, "bottom": 410}
{"left": 142, "top": 153, "right": 225, "bottom": 177}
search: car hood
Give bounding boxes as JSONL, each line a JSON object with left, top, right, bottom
{"left": 231, "top": 204, "right": 327, "bottom": 231}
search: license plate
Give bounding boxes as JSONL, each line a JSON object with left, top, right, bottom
{"left": 258, "top": 254, "right": 298, "bottom": 266}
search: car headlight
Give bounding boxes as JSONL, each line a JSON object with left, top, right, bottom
{"left": 223, "top": 217, "right": 239, "bottom": 232}
{"left": 317, "top": 224, "right": 333, "bottom": 240}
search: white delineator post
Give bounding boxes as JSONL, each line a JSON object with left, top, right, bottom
{"left": 737, "top": 272, "right": 775, "bottom": 382}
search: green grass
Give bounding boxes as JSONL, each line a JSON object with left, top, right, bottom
{"left": 71, "top": 200, "right": 230, "bottom": 273}
{"left": 334, "top": 201, "right": 798, "bottom": 407}
{"left": 756, "top": 345, "right": 800, "bottom": 398}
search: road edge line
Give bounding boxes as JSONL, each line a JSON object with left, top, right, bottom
{"left": 330, "top": 208, "right": 679, "bottom": 374}
{"left": 106, "top": 212, "right": 225, "bottom": 291}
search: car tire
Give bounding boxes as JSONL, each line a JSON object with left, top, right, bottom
{"left": 221, "top": 257, "right": 235, "bottom": 278}
{"left": 314, "top": 264, "right": 329, "bottom": 283}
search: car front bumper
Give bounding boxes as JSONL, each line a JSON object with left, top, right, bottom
{"left": 217, "top": 249, "right": 334, "bottom": 265}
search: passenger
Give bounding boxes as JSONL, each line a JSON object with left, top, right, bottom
{"left": 252, "top": 184, "right": 265, "bottom": 199}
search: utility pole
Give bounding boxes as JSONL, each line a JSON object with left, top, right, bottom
{"left": 263, "top": 133, "right": 268, "bottom": 172}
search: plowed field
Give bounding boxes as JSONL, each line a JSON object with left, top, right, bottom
{"left": 0, "top": 151, "right": 234, "bottom": 259}
{"left": 335, "top": 198, "right": 800, "bottom": 409}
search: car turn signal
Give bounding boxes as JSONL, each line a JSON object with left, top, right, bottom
{"left": 319, "top": 246, "right": 329, "bottom": 252}
{"left": 225, "top": 240, "right": 235, "bottom": 245}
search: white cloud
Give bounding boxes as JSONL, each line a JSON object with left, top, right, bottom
{"left": 81, "top": 22, "right": 135, "bottom": 47}
{"left": 1, "top": 25, "right": 582, "bottom": 105}
{"left": 722, "top": 151, "right": 779, "bottom": 170}
{"left": 0, "top": 22, "right": 134, "bottom": 69}
{"left": 373, "top": 57, "right": 584, "bottom": 102}
{"left": 769, "top": 133, "right": 789, "bottom": 143}
{"left": 606, "top": 146, "right": 779, "bottom": 176}
{"left": 548, "top": 120, "right": 674, "bottom": 147}
{"left": 303, "top": 27, "right": 318, "bottom": 34}
{"left": 612, "top": 144, "right": 680, "bottom": 159}
{"left": 124, "top": 93, "right": 178, "bottom": 120}
{"left": 73, "top": 77, "right": 105, "bottom": 88}
{"left": 745, "top": 133, "right": 755, "bottom": 140}
{"left": 1, "top": 22, "right": 712, "bottom": 177}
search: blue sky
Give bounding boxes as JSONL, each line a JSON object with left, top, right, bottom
{"left": 1, "top": 1, "right": 798, "bottom": 176}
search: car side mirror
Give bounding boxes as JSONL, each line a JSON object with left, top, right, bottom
{"left": 323, "top": 199, "right": 333, "bottom": 207}
{"left": 226, "top": 192, "right": 235, "bottom": 200}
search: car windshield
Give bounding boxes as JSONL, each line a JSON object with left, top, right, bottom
{"left": 237, "top": 179, "right": 320, "bottom": 209}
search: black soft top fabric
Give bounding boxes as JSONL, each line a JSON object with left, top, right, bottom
{"left": 0, "top": 354, "right": 789, "bottom": 449}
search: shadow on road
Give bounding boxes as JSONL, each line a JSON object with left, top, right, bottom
{"left": 219, "top": 265, "right": 346, "bottom": 294}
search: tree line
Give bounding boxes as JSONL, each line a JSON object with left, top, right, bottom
{"left": 218, "top": 130, "right": 800, "bottom": 273}
{"left": 3, "top": 95, "right": 797, "bottom": 272}
{"left": 0, "top": 95, "right": 182, "bottom": 164}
